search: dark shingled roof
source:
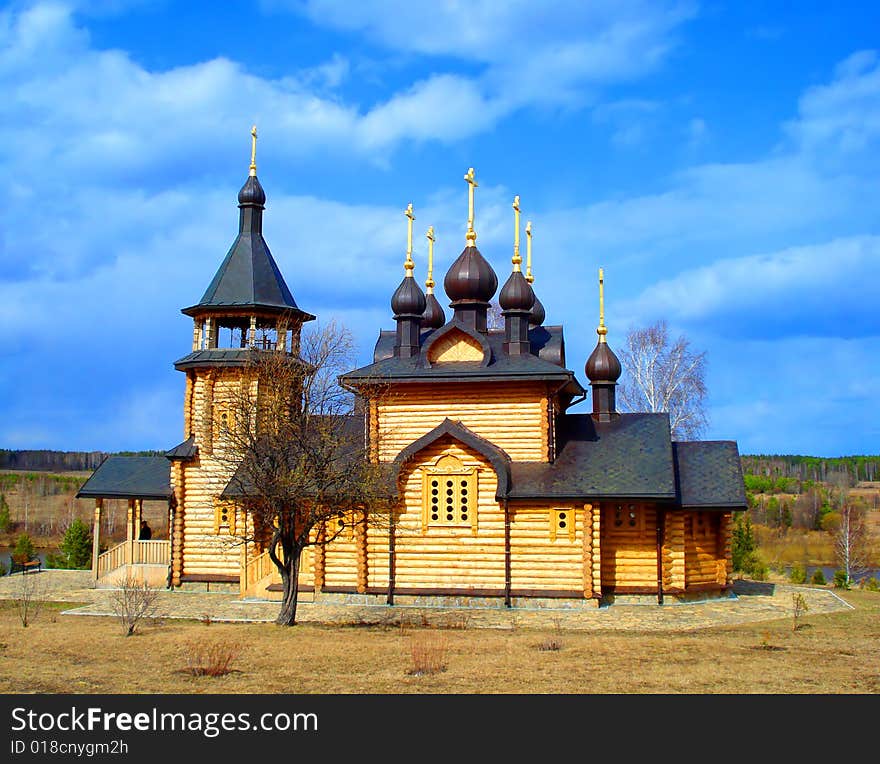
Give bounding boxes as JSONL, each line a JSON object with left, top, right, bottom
{"left": 672, "top": 441, "right": 748, "bottom": 509}
{"left": 182, "top": 231, "right": 313, "bottom": 317}
{"left": 220, "top": 415, "right": 370, "bottom": 499}
{"left": 165, "top": 436, "right": 198, "bottom": 461}
{"left": 371, "top": 324, "right": 566, "bottom": 367}
{"left": 76, "top": 456, "right": 172, "bottom": 500}
{"left": 344, "top": 321, "right": 583, "bottom": 394}
{"left": 508, "top": 413, "right": 676, "bottom": 500}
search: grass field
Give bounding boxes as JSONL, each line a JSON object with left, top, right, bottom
{"left": 0, "top": 591, "right": 877, "bottom": 694}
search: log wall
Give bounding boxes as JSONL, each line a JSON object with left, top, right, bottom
{"left": 600, "top": 503, "right": 659, "bottom": 590}
{"left": 375, "top": 382, "right": 549, "bottom": 462}
{"left": 509, "top": 503, "right": 584, "bottom": 592}
{"left": 177, "top": 368, "right": 250, "bottom": 579}
{"left": 684, "top": 511, "right": 722, "bottom": 587}
{"left": 663, "top": 511, "right": 686, "bottom": 590}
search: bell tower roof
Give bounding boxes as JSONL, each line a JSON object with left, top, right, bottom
{"left": 182, "top": 127, "right": 314, "bottom": 321}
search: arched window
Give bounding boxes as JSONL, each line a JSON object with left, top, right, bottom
{"left": 422, "top": 454, "right": 477, "bottom": 532}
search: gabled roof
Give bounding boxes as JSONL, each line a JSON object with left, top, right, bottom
{"left": 182, "top": 231, "right": 313, "bottom": 318}
{"left": 343, "top": 321, "right": 583, "bottom": 394}
{"left": 391, "top": 418, "right": 511, "bottom": 499}
{"left": 165, "top": 436, "right": 198, "bottom": 461}
{"left": 672, "top": 441, "right": 748, "bottom": 509}
{"left": 508, "top": 413, "right": 676, "bottom": 500}
{"left": 76, "top": 456, "right": 172, "bottom": 500}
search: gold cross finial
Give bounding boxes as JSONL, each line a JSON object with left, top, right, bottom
{"left": 512, "top": 195, "right": 522, "bottom": 271}
{"left": 464, "top": 167, "right": 478, "bottom": 245}
{"left": 404, "top": 203, "right": 415, "bottom": 275}
{"left": 425, "top": 226, "right": 435, "bottom": 292}
{"left": 598, "top": 267, "right": 607, "bottom": 342}
{"left": 249, "top": 125, "right": 258, "bottom": 176}
{"left": 525, "top": 221, "right": 534, "bottom": 283}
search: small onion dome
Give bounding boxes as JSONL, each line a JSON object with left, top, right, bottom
{"left": 391, "top": 275, "right": 426, "bottom": 317}
{"left": 444, "top": 246, "right": 498, "bottom": 304}
{"left": 499, "top": 270, "right": 535, "bottom": 312}
{"left": 585, "top": 341, "right": 622, "bottom": 383}
{"left": 528, "top": 292, "right": 546, "bottom": 326}
{"left": 238, "top": 174, "right": 266, "bottom": 207}
{"left": 422, "top": 292, "right": 446, "bottom": 329}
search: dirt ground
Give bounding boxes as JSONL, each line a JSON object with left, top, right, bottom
{"left": 0, "top": 589, "right": 877, "bottom": 694}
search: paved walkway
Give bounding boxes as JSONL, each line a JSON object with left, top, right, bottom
{"left": 0, "top": 569, "right": 854, "bottom": 631}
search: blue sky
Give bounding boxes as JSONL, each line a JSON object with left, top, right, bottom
{"left": 1, "top": 0, "right": 878, "bottom": 457}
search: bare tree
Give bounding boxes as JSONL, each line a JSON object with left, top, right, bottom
{"left": 13, "top": 571, "right": 46, "bottom": 627}
{"left": 220, "top": 320, "right": 390, "bottom": 626}
{"left": 832, "top": 501, "right": 871, "bottom": 591}
{"left": 109, "top": 574, "right": 160, "bottom": 635}
{"left": 617, "top": 319, "right": 708, "bottom": 440}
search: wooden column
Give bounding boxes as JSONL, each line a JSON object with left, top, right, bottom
{"left": 126, "top": 499, "right": 135, "bottom": 565}
{"left": 717, "top": 512, "right": 732, "bottom": 586}
{"left": 171, "top": 462, "right": 185, "bottom": 587}
{"left": 313, "top": 523, "right": 326, "bottom": 593}
{"left": 663, "top": 511, "right": 686, "bottom": 591}
{"left": 582, "top": 502, "right": 593, "bottom": 598}
{"left": 356, "top": 509, "right": 368, "bottom": 594}
{"left": 656, "top": 508, "right": 665, "bottom": 604}
{"left": 91, "top": 499, "right": 103, "bottom": 582}
{"left": 591, "top": 503, "right": 602, "bottom": 599}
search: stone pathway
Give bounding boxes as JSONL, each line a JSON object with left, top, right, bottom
{"left": 0, "top": 569, "right": 853, "bottom": 632}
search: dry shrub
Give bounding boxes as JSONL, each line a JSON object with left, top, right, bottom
{"left": 407, "top": 632, "right": 448, "bottom": 676}
{"left": 537, "top": 637, "right": 563, "bottom": 652}
{"left": 792, "top": 592, "right": 809, "bottom": 630}
{"left": 13, "top": 572, "right": 46, "bottom": 627}
{"left": 183, "top": 639, "right": 243, "bottom": 677}
{"left": 109, "top": 575, "right": 160, "bottom": 636}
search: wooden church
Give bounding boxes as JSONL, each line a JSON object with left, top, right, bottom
{"left": 78, "top": 131, "right": 747, "bottom": 606}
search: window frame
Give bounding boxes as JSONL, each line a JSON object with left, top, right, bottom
{"left": 422, "top": 454, "right": 478, "bottom": 534}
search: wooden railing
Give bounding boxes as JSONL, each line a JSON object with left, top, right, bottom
{"left": 96, "top": 540, "right": 171, "bottom": 579}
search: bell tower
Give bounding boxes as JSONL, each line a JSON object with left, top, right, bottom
{"left": 166, "top": 127, "right": 315, "bottom": 588}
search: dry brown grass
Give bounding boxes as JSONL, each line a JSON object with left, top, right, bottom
{"left": 406, "top": 632, "right": 448, "bottom": 676}
{"left": 181, "top": 638, "right": 244, "bottom": 677}
{"left": 0, "top": 591, "right": 878, "bottom": 693}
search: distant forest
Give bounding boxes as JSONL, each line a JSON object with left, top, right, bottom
{"left": 741, "top": 454, "right": 880, "bottom": 483}
{"left": 0, "top": 449, "right": 163, "bottom": 472}
{"left": 1, "top": 449, "right": 878, "bottom": 482}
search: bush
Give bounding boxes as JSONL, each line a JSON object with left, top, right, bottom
{"left": 182, "top": 639, "right": 243, "bottom": 677}
{"left": 860, "top": 577, "right": 879, "bottom": 592}
{"left": 47, "top": 519, "right": 92, "bottom": 569}
{"left": 731, "top": 514, "right": 756, "bottom": 572}
{"left": 833, "top": 569, "right": 849, "bottom": 589}
{"left": 810, "top": 569, "right": 826, "bottom": 585}
{"left": 741, "top": 552, "right": 768, "bottom": 581}
{"left": 789, "top": 563, "right": 807, "bottom": 584}
{"left": 13, "top": 533, "right": 36, "bottom": 562}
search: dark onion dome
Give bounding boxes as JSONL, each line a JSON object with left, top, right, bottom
{"left": 499, "top": 270, "right": 535, "bottom": 312}
{"left": 529, "top": 292, "right": 546, "bottom": 326}
{"left": 585, "top": 341, "right": 622, "bottom": 383}
{"left": 444, "top": 246, "right": 498, "bottom": 304}
{"left": 422, "top": 292, "right": 445, "bottom": 328}
{"left": 238, "top": 174, "right": 266, "bottom": 207}
{"left": 391, "top": 275, "right": 426, "bottom": 317}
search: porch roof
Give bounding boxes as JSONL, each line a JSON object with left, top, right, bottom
{"left": 76, "top": 456, "right": 172, "bottom": 501}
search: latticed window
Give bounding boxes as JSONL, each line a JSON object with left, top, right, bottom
{"left": 422, "top": 455, "right": 477, "bottom": 531}
{"left": 214, "top": 499, "right": 236, "bottom": 535}
{"left": 606, "top": 503, "right": 641, "bottom": 533}
{"left": 550, "top": 508, "right": 576, "bottom": 542}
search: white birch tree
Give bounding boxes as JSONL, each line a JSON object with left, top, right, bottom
{"left": 617, "top": 320, "right": 708, "bottom": 440}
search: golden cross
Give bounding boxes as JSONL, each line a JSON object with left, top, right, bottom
{"left": 425, "top": 226, "right": 435, "bottom": 291}
{"left": 512, "top": 195, "right": 522, "bottom": 271}
{"left": 249, "top": 125, "right": 258, "bottom": 176}
{"left": 464, "top": 167, "right": 478, "bottom": 244}
{"left": 598, "top": 267, "right": 607, "bottom": 342}
{"left": 404, "top": 203, "right": 415, "bottom": 273}
{"left": 525, "top": 221, "right": 534, "bottom": 283}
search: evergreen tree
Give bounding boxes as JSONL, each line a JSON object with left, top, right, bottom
{"left": 13, "top": 533, "right": 36, "bottom": 561}
{"left": 0, "top": 493, "right": 10, "bottom": 532}
{"left": 731, "top": 513, "right": 756, "bottom": 572}
{"left": 48, "top": 519, "right": 93, "bottom": 569}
